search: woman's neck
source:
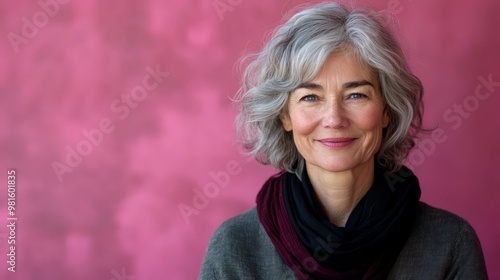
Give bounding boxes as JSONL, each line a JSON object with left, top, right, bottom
{"left": 306, "top": 161, "right": 375, "bottom": 227}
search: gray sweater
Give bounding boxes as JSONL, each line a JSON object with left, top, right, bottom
{"left": 199, "top": 202, "right": 488, "bottom": 279}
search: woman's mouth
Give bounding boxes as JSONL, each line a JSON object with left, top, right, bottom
{"left": 318, "top": 138, "right": 357, "bottom": 148}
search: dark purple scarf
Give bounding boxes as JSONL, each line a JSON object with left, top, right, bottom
{"left": 256, "top": 163, "right": 421, "bottom": 279}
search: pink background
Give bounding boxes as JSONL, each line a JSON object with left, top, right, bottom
{"left": 1, "top": 0, "right": 499, "bottom": 279}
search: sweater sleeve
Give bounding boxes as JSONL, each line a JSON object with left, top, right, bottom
{"left": 198, "top": 218, "right": 248, "bottom": 280}
{"left": 448, "top": 219, "right": 488, "bottom": 280}
{"left": 198, "top": 208, "right": 296, "bottom": 280}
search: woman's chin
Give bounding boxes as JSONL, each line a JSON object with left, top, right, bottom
{"left": 306, "top": 157, "right": 374, "bottom": 173}
{"left": 308, "top": 162, "right": 357, "bottom": 173}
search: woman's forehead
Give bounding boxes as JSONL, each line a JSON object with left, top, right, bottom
{"left": 306, "top": 50, "right": 379, "bottom": 87}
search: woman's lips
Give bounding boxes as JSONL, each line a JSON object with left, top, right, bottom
{"left": 318, "top": 138, "right": 357, "bottom": 148}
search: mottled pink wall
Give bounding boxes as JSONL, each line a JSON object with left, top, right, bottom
{"left": 0, "top": 0, "right": 499, "bottom": 279}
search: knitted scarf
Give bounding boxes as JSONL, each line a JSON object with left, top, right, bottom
{"left": 256, "top": 163, "right": 421, "bottom": 279}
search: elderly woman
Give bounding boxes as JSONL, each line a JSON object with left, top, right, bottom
{"left": 200, "top": 2, "right": 488, "bottom": 279}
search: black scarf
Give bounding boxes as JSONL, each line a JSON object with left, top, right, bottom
{"left": 256, "top": 163, "right": 421, "bottom": 279}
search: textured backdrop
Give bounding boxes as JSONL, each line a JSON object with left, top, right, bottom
{"left": 0, "top": 0, "right": 499, "bottom": 279}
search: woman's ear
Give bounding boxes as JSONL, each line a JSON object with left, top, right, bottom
{"left": 382, "top": 109, "right": 390, "bottom": 128}
{"left": 280, "top": 113, "right": 293, "bottom": 132}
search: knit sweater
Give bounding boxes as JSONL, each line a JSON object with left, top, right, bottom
{"left": 199, "top": 202, "right": 488, "bottom": 280}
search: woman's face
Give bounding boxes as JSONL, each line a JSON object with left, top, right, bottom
{"left": 281, "top": 49, "right": 389, "bottom": 174}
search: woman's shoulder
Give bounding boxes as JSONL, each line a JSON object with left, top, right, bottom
{"left": 414, "top": 201, "right": 484, "bottom": 244}
{"left": 416, "top": 201, "right": 473, "bottom": 229}
{"left": 388, "top": 202, "right": 488, "bottom": 279}
{"left": 212, "top": 207, "right": 261, "bottom": 238}
{"left": 202, "top": 207, "right": 264, "bottom": 260}
{"left": 199, "top": 207, "right": 294, "bottom": 279}
{"left": 412, "top": 201, "right": 484, "bottom": 255}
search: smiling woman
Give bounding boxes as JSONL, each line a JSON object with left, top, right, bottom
{"left": 281, "top": 50, "right": 388, "bottom": 174}
{"left": 281, "top": 50, "right": 389, "bottom": 226}
{"left": 199, "top": 2, "right": 488, "bottom": 280}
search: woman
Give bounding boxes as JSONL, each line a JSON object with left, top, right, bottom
{"left": 200, "top": 2, "right": 488, "bottom": 279}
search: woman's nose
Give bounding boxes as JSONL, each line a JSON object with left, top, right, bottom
{"left": 321, "top": 99, "right": 348, "bottom": 129}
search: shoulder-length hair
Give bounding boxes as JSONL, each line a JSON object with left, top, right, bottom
{"left": 236, "top": 2, "right": 424, "bottom": 174}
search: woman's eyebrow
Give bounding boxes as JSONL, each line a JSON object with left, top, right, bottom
{"left": 343, "top": 80, "right": 374, "bottom": 89}
{"left": 296, "top": 80, "right": 374, "bottom": 90}
{"left": 296, "top": 82, "right": 323, "bottom": 90}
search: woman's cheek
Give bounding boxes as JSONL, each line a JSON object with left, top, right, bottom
{"left": 357, "top": 107, "right": 385, "bottom": 130}
{"left": 292, "top": 111, "right": 319, "bottom": 134}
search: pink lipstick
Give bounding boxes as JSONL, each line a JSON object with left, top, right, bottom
{"left": 318, "top": 138, "right": 356, "bottom": 148}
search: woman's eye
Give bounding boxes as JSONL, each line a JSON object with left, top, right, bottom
{"left": 348, "top": 93, "right": 366, "bottom": 99}
{"left": 300, "top": 95, "right": 318, "bottom": 102}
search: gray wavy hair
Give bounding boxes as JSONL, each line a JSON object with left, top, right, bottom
{"left": 236, "top": 2, "right": 424, "bottom": 174}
